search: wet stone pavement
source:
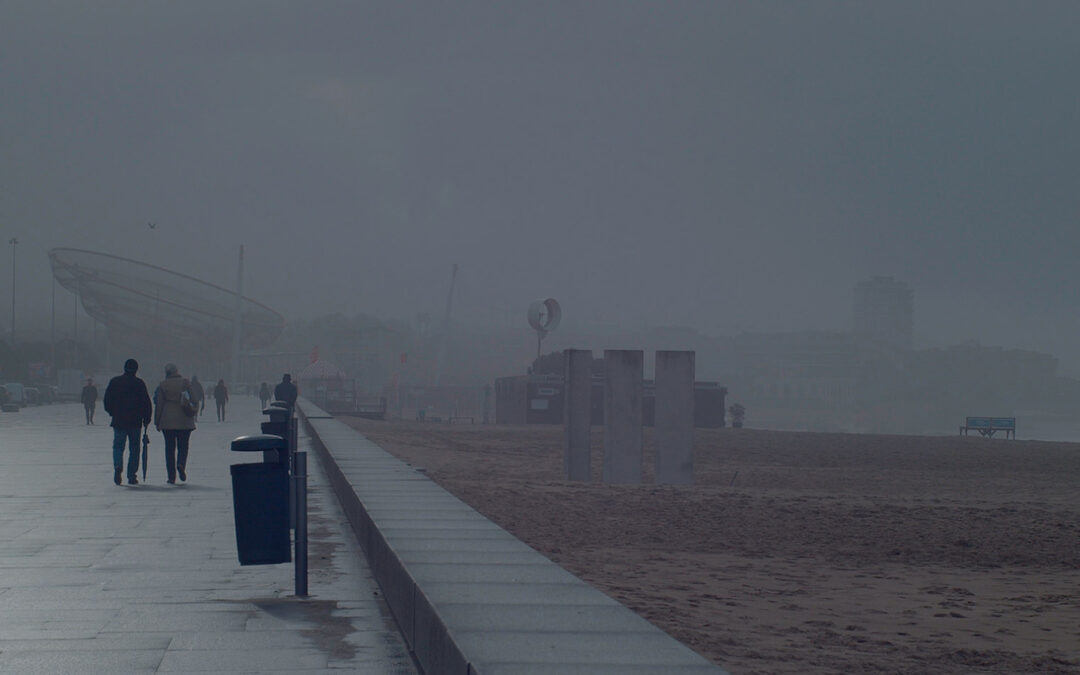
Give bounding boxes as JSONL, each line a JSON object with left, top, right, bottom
{"left": 0, "top": 396, "right": 416, "bottom": 674}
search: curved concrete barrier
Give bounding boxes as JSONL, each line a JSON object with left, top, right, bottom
{"left": 298, "top": 399, "right": 727, "bottom": 675}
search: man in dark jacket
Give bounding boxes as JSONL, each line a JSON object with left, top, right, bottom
{"left": 274, "top": 373, "right": 298, "bottom": 408}
{"left": 81, "top": 378, "right": 98, "bottom": 424}
{"left": 103, "top": 358, "right": 153, "bottom": 486}
{"left": 189, "top": 375, "right": 205, "bottom": 418}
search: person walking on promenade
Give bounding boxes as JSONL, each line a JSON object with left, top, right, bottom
{"left": 274, "top": 374, "right": 298, "bottom": 409}
{"left": 153, "top": 363, "right": 197, "bottom": 485}
{"left": 213, "top": 379, "right": 229, "bottom": 421}
{"left": 81, "top": 378, "right": 98, "bottom": 424}
{"left": 103, "top": 359, "right": 152, "bottom": 486}
{"left": 259, "top": 382, "right": 271, "bottom": 409}
{"left": 189, "top": 375, "right": 205, "bottom": 418}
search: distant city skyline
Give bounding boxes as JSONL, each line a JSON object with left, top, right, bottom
{"left": 3, "top": 2, "right": 1079, "bottom": 372}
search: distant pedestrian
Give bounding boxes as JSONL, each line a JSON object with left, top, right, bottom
{"left": 189, "top": 375, "right": 205, "bottom": 418}
{"left": 274, "top": 374, "right": 298, "bottom": 409}
{"left": 103, "top": 359, "right": 152, "bottom": 486}
{"left": 153, "top": 363, "right": 197, "bottom": 484}
{"left": 213, "top": 379, "right": 229, "bottom": 421}
{"left": 81, "top": 378, "right": 98, "bottom": 424}
{"left": 259, "top": 382, "right": 271, "bottom": 408}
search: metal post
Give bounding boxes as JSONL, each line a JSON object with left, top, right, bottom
{"left": 231, "top": 245, "right": 243, "bottom": 385}
{"left": 288, "top": 413, "right": 297, "bottom": 530}
{"left": 9, "top": 237, "right": 17, "bottom": 342}
{"left": 50, "top": 276, "right": 55, "bottom": 367}
{"left": 293, "top": 451, "right": 308, "bottom": 597}
{"left": 291, "top": 413, "right": 298, "bottom": 457}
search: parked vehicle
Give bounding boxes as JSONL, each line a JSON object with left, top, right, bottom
{"left": 1, "top": 382, "right": 26, "bottom": 406}
{"left": 23, "top": 387, "right": 41, "bottom": 405}
{"left": 0, "top": 385, "right": 15, "bottom": 412}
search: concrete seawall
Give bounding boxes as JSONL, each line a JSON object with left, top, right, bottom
{"left": 298, "top": 399, "right": 727, "bottom": 675}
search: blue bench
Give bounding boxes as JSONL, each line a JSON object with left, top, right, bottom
{"left": 960, "top": 416, "right": 1016, "bottom": 439}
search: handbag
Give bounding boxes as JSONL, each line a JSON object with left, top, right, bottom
{"left": 181, "top": 390, "right": 197, "bottom": 417}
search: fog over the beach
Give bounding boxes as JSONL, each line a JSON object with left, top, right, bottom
{"left": 3, "top": 2, "right": 1079, "bottom": 369}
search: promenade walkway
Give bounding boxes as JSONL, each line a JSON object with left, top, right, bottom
{"left": 0, "top": 396, "right": 416, "bottom": 674}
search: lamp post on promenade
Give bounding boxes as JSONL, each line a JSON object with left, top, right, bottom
{"left": 8, "top": 237, "right": 17, "bottom": 343}
{"left": 231, "top": 245, "right": 243, "bottom": 386}
{"left": 51, "top": 276, "right": 55, "bottom": 368}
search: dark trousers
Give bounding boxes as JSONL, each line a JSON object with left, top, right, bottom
{"left": 162, "top": 429, "right": 192, "bottom": 482}
{"left": 216, "top": 400, "right": 226, "bottom": 421}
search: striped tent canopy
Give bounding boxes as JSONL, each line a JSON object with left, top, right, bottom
{"left": 299, "top": 359, "right": 347, "bottom": 381}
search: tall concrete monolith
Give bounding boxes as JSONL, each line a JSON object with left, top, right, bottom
{"left": 563, "top": 349, "right": 592, "bottom": 481}
{"left": 655, "top": 350, "right": 695, "bottom": 484}
{"left": 603, "top": 349, "right": 643, "bottom": 484}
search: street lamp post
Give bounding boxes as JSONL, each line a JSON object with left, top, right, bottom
{"left": 51, "top": 276, "right": 55, "bottom": 368}
{"left": 8, "top": 237, "right": 17, "bottom": 343}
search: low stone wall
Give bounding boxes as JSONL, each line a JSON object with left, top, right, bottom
{"left": 298, "top": 398, "right": 726, "bottom": 675}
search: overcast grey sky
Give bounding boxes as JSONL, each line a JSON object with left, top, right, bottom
{"left": 2, "top": 2, "right": 1079, "bottom": 368}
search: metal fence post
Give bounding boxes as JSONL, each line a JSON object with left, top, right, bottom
{"left": 293, "top": 450, "right": 308, "bottom": 596}
{"left": 288, "top": 412, "right": 297, "bottom": 530}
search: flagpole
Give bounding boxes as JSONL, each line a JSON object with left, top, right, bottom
{"left": 230, "top": 245, "right": 244, "bottom": 386}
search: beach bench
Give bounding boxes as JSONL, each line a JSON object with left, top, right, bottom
{"left": 960, "top": 416, "right": 1016, "bottom": 439}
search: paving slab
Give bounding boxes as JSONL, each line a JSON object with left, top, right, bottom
{"left": 0, "top": 397, "right": 416, "bottom": 674}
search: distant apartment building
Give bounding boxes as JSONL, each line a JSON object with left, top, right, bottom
{"left": 853, "top": 276, "right": 914, "bottom": 351}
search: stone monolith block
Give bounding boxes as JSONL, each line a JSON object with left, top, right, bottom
{"left": 655, "top": 350, "right": 695, "bottom": 484}
{"left": 563, "top": 349, "right": 593, "bottom": 481}
{"left": 603, "top": 349, "right": 643, "bottom": 484}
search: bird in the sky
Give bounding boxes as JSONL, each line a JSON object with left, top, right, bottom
{"left": 148, "top": 222, "right": 156, "bottom": 229}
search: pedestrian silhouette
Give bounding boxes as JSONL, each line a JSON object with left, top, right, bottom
{"left": 103, "top": 359, "right": 152, "bottom": 486}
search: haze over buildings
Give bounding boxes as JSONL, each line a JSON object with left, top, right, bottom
{"left": 853, "top": 277, "right": 914, "bottom": 352}
{"left": 2, "top": 2, "right": 1079, "bottom": 373}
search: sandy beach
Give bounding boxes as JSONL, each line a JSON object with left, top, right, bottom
{"left": 339, "top": 419, "right": 1080, "bottom": 674}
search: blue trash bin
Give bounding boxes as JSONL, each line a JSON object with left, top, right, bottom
{"left": 230, "top": 435, "right": 290, "bottom": 565}
{"left": 261, "top": 407, "right": 291, "bottom": 462}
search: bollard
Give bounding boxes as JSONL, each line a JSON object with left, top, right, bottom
{"left": 293, "top": 451, "right": 308, "bottom": 597}
{"left": 261, "top": 405, "right": 291, "bottom": 465}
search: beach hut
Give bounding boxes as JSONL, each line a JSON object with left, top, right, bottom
{"left": 298, "top": 359, "right": 352, "bottom": 412}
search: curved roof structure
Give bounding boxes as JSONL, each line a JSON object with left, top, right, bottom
{"left": 49, "top": 248, "right": 284, "bottom": 351}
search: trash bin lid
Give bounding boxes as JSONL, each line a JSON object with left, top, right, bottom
{"left": 262, "top": 407, "right": 290, "bottom": 421}
{"left": 268, "top": 400, "right": 289, "bottom": 409}
{"left": 231, "top": 434, "right": 287, "bottom": 452}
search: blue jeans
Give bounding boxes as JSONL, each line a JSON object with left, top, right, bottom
{"left": 112, "top": 427, "right": 141, "bottom": 478}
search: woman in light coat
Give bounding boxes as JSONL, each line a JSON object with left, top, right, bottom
{"left": 154, "top": 363, "right": 197, "bottom": 484}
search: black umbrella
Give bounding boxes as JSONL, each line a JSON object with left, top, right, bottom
{"left": 141, "top": 424, "right": 150, "bottom": 481}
